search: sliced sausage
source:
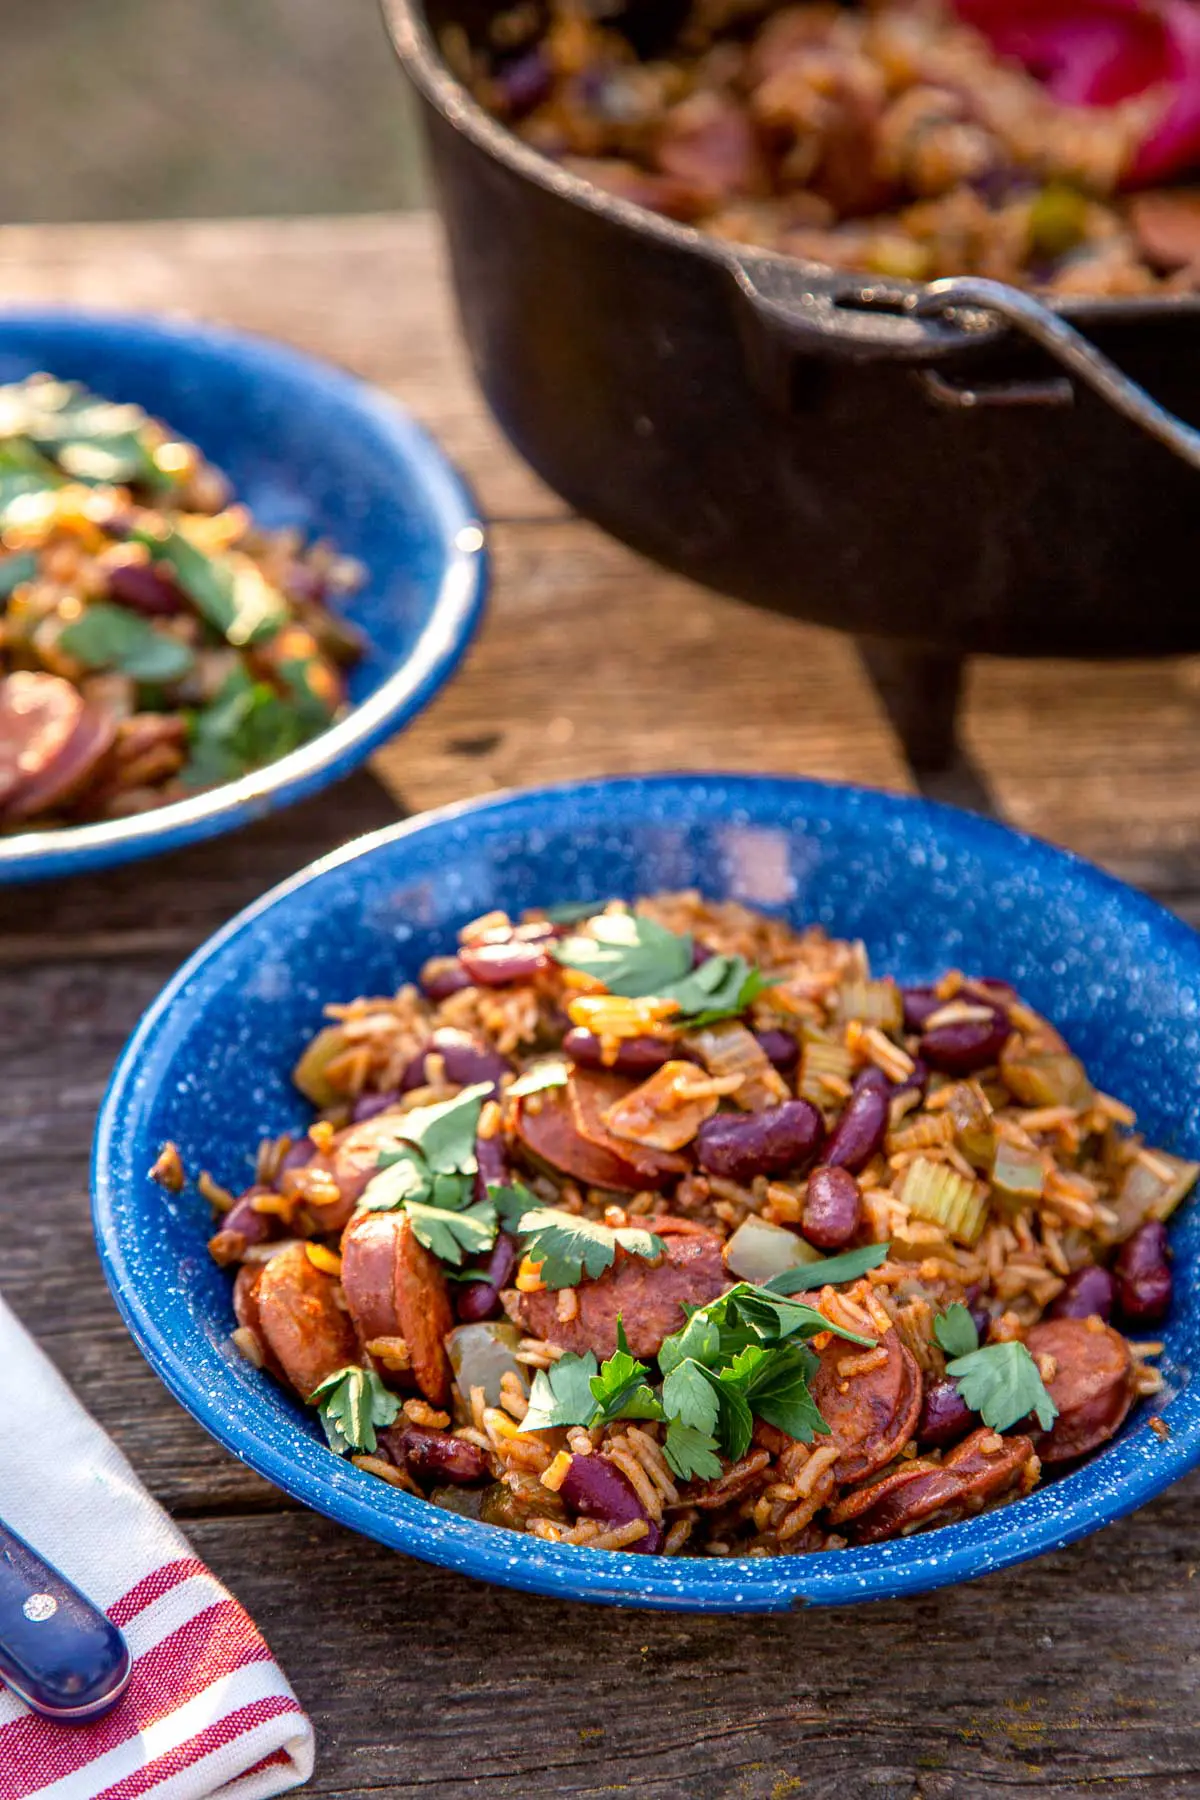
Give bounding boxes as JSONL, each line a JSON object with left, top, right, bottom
{"left": 810, "top": 1328, "right": 922, "bottom": 1484}
{"left": 288, "top": 1112, "right": 426, "bottom": 1234}
{"left": 232, "top": 1263, "right": 287, "bottom": 1382}
{"left": 0, "top": 673, "right": 116, "bottom": 820}
{"left": 505, "top": 1223, "right": 729, "bottom": 1360}
{"left": 514, "top": 1084, "right": 655, "bottom": 1193}
{"left": 1129, "top": 190, "right": 1200, "bottom": 271}
{"left": 255, "top": 1242, "right": 357, "bottom": 1401}
{"left": 341, "top": 1210, "right": 454, "bottom": 1407}
{"left": 568, "top": 1070, "right": 691, "bottom": 1180}
{"left": 1024, "top": 1317, "right": 1134, "bottom": 1464}
{"left": 829, "top": 1429, "right": 1036, "bottom": 1542}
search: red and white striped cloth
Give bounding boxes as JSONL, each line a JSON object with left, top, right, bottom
{"left": 0, "top": 1297, "right": 314, "bottom": 1800}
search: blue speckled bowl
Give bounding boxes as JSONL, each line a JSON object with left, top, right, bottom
{"left": 93, "top": 775, "right": 1200, "bottom": 1610}
{"left": 0, "top": 308, "right": 486, "bottom": 882}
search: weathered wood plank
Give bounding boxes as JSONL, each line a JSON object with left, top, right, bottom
{"left": 183, "top": 1495, "right": 1200, "bottom": 1799}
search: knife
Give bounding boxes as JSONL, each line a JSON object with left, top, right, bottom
{"left": 0, "top": 1519, "right": 131, "bottom": 1722}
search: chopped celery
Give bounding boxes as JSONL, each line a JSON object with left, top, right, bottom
{"left": 799, "top": 1035, "right": 855, "bottom": 1112}
{"left": 1000, "top": 1041, "right": 1093, "bottom": 1109}
{"left": 943, "top": 1081, "right": 997, "bottom": 1170}
{"left": 1111, "top": 1151, "right": 1199, "bottom": 1241}
{"left": 447, "top": 1322, "right": 528, "bottom": 1409}
{"left": 836, "top": 978, "right": 903, "bottom": 1035}
{"left": 897, "top": 1156, "right": 989, "bottom": 1246}
{"left": 292, "top": 1023, "right": 351, "bottom": 1108}
{"left": 990, "top": 1140, "right": 1046, "bottom": 1210}
{"left": 724, "top": 1216, "right": 822, "bottom": 1285}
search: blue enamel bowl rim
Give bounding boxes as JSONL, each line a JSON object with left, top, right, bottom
{"left": 93, "top": 774, "right": 1200, "bottom": 1611}
{"left": 0, "top": 306, "right": 488, "bottom": 884}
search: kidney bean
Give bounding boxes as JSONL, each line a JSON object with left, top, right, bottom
{"left": 400, "top": 1027, "right": 511, "bottom": 1095}
{"left": 1047, "top": 1264, "right": 1115, "bottom": 1323}
{"left": 802, "top": 1165, "right": 861, "bottom": 1250}
{"left": 456, "top": 1232, "right": 518, "bottom": 1323}
{"left": 219, "top": 1194, "right": 277, "bottom": 1248}
{"left": 921, "top": 1011, "right": 1009, "bottom": 1075}
{"left": 497, "top": 45, "right": 554, "bottom": 116}
{"left": 107, "top": 560, "right": 187, "bottom": 617}
{"left": 458, "top": 940, "right": 550, "bottom": 986}
{"left": 825, "top": 1082, "right": 888, "bottom": 1173}
{"left": 277, "top": 1133, "right": 318, "bottom": 1175}
{"left": 563, "top": 1027, "right": 675, "bottom": 1075}
{"left": 419, "top": 956, "right": 474, "bottom": 1001}
{"left": 754, "top": 1028, "right": 799, "bottom": 1074}
{"left": 352, "top": 1087, "right": 401, "bottom": 1124}
{"left": 696, "top": 1100, "right": 824, "bottom": 1183}
{"left": 691, "top": 940, "right": 715, "bottom": 968}
{"left": 472, "top": 1130, "right": 509, "bottom": 1208}
{"left": 901, "top": 986, "right": 943, "bottom": 1032}
{"left": 917, "top": 1377, "right": 974, "bottom": 1450}
{"left": 381, "top": 1423, "right": 490, "bottom": 1486}
{"left": 896, "top": 1055, "right": 929, "bottom": 1098}
{"left": 961, "top": 979, "right": 1015, "bottom": 1015}
{"left": 969, "top": 1305, "right": 991, "bottom": 1343}
{"left": 559, "top": 1453, "right": 663, "bottom": 1554}
{"left": 1114, "top": 1221, "right": 1173, "bottom": 1326}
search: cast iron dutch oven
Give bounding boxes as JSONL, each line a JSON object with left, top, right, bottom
{"left": 383, "top": 0, "right": 1200, "bottom": 765}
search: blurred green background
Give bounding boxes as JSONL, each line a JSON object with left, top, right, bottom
{"left": 0, "top": 0, "right": 424, "bottom": 221}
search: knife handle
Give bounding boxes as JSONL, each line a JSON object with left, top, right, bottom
{"left": 0, "top": 1519, "right": 131, "bottom": 1722}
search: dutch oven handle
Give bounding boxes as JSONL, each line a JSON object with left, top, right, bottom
{"left": 915, "top": 276, "right": 1200, "bottom": 470}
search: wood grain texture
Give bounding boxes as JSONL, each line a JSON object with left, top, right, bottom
{"left": 1, "top": 213, "right": 1199, "bottom": 1797}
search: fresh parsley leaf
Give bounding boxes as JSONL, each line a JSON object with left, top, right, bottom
{"left": 0, "top": 549, "right": 37, "bottom": 599}
{"left": 541, "top": 900, "right": 605, "bottom": 924}
{"left": 514, "top": 1207, "right": 666, "bottom": 1290}
{"left": 763, "top": 1242, "right": 890, "bottom": 1293}
{"left": 508, "top": 1061, "right": 569, "bottom": 1099}
{"left": 726, "top": 1286, "right": 874, "bottom": 1348}
{"left": 184, "top": 666, "right": 315, "bottom": 787}
{"left": 136, "top": 524, "right": 287, "bottom": 647}
{"left": 552, "top": 911, "right": 693, "bottom": 997}
{"left": 521, "top": 1352, "right": 600, "bottom": 1432}
{"left": 0, "top": 378, "right": 169, "bottom": 490}
{"left": 589, "top": 1326, "right": 664, "bottom": 1424}
{"left": 309, "top": 1364, "right": 400, "bottom": 1454}
{"left": 358, "top": 1152, "right": 431, "bottom": 1211}
{"left": 946, "top": 1341, "right": 1058, "bottom": 1433}
{"left": 735, "top": 1342, "right": 828, "bottom": 1443}
{"left": 489, "top": 1180, "right": 540, "bottom": 1228}
{"left": 393, "top": 1083, "right": 491, "bottom": 1175}
{"left": 404, "top": 1197, "right": 497, "bottom": 1267}
{"left": 661, "top": 1358, "right": 721, "bottom": 1437}
{"left": 658, "top": 1307, "right": 722, "bottom": 1377}
{"left": 660, "top": 954, "right": 778, "bottom": 1027}
{"left": 711, "top": 1365, "right": 755, "bottom": 1462}
{"left": 933, "top": 1302, "right": 980, "bottom": 1360}
{"left": 663, "top": 1420, "right": 723, "bottom": 1482}
{"left": 58, "top": 602, "right": 194, "bottom": 684}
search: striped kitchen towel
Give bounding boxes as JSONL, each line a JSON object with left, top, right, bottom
{"left": 0, "top": 1295, "right": 314, "bottom": 1800}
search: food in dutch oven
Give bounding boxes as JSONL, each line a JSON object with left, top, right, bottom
{"left": 462, "top": 0, "right": 1200, "bottom": 296}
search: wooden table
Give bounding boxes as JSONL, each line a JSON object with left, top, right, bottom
{"left": 4, "top": 213, "right": 1199, "bottom": 1799}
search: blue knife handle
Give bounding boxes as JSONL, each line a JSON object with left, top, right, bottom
{"left": 0, "top": 1519, "right": 131, "bottom": 1722}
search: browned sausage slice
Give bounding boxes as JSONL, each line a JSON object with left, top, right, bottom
{"left": 567, "top": 1070, "right": 691, "bottom": 1181}
{"left": 810, "top": 1328, "right": 922, "bottom": 1484}
{"left": 255, "top": 1241, "right": 357, "bottom": 1400}
{"left": 0, "top": 673, "right": 116, "bottom": 820}
{"left": 341, "top": 1210, "right": 454, "bottom": 1407}
{"left": 283, "top": 1112, "right": 423, "bottom": 1235}
{"left": 829, "top": 1429, "right": 1036, "bottom": 1542}
{"left": 514, "top": 1085, "right": 651, "bottom": 1193}
{"left": 504, "top": 1222, "right": 729, "bottom": 1360}
{"left": 1128, "top": 190, "right": 1200, "bottom": 271}
{"left": 232, "top": 1263, "right": 288, "bottom": 1382}
{"left": 1024, "top": 1317, "right": 1134, "bottom": 1464}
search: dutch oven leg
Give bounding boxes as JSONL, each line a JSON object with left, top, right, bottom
{"left": 856, "top": 639, "right": 998, "bottom": 817}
